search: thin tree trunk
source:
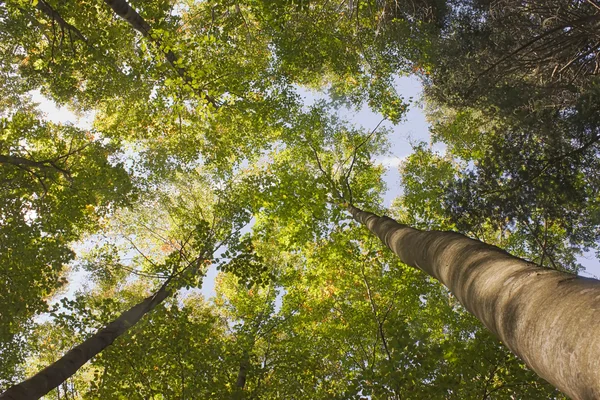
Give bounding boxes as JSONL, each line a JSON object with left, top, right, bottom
{"left": 102, "top": 0, "right": 179, "bottom": 72}
{"left": 232, "top": 351, "right": 250, "bottom": 400}
{"left": 348, "top": 204, "right": 600, "bottom": 400}
{"left": 0, "top": 285, "right": 171, "bottom": 400}
{"left": 232, "top": 312, "right": 264, "bottom": 400}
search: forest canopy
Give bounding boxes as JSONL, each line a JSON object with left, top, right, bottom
{"left": 1, "top": 0, "right": 600, "bottom": 399}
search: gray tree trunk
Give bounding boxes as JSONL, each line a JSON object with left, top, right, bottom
{"left": 348, "top": 204, "right": 600, "bottom": 400}
{"left": 0, "top": 285, "right": 171, "bottom": 400}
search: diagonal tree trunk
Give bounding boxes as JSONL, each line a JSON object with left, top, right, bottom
{"left": 348, "top": 204, "right": 600, "bottom": 400}
{"left": 102, "top": 0, "right": 151, "bottom": 35}
{"left": 102, "top": 0, "right": 183, "bottom": 75}
{"left": 0, "top": 284, "right": 171, "bottom": 400}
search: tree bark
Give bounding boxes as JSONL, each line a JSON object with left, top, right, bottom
{"left": 102, "top": 0, "right": 151, "bottom": 36}
{"left": 102, "top": 0, "right": 181, "bottom": 70}
{"left": 348, "top": 204, "right": 600, "bottom": 400}
{"left": 0, "top": 285, "right": 171, "bottom": 400}
{"left": 0, "top": 154, "right": 57, "bottom": 171}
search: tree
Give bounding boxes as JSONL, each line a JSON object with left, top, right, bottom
{"left": 11, "top": 217, "right": 567, "bottom": 399}
{"left": 0, "top": 104, "right": 134, "bottom": 387}
{"left": 3, "top": 0, "right": 600, "bottom": 399}
{"left": 347, "top": 203, "right": 600, "bottom": 400}
{"left": 0, "top": 281, "right": 172, "bottom": 400}
{"left": 0, "top": 166, "right": 255, "bottom": 399}
{"left": 397, "top": 141, "right": 598, "bottom": 272}
{"left": 424, "top": 0, "right": 600, "bottom": 111}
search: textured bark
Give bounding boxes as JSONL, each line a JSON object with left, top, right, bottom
{"left": 0, "top": 285, "right": 171, "bottom": 400}
{"left": 348, "top": 204, "right": 600, "bottom": 400}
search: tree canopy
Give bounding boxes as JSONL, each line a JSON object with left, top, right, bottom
{"left": 1, "top": 0, "right": 600, "bottom": 398}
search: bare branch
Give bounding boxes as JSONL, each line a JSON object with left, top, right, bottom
{"left": 307, "top": 141, "right": 344, "bottom": 200}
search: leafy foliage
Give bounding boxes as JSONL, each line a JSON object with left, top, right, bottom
{"left": 0, "top": 0, "right": 597, "bottom": 399}
{"left": 0, "top": 105, "right": 133, "bottom": 384}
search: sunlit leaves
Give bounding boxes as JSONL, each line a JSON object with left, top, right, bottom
{"left": 0, "top": 107, "right": 133, "bottom": 376}
{"left": 0, "top": 0, "right": 588, "bottom": 398}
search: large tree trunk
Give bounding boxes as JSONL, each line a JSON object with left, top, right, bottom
{"left": 348, "top": 204, "right": 600, "bottom": 400}
{"left": 0, "top": 285, "right": 171, "bottom": 400}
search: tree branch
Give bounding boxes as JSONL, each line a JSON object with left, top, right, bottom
{"left": 360, "top": 265, "right": 392, "bottom": 362}
{"left": 0, "top": 153, "right": 73, "bottom": 182}
{"left": 102, "top": 0, "right": 218, "bottom": 107}
{"left": 35, "top": 0, "right": 88, "bottom": 43}
{"left": 307, "top": 142, "right": 344, "bottom": 201}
